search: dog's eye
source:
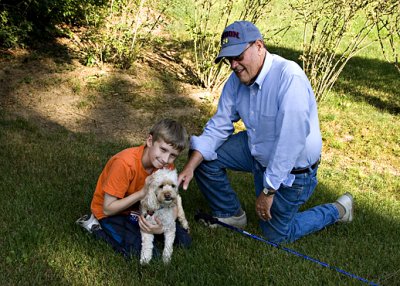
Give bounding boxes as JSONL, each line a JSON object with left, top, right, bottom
{"left": 171, "top": 184, "right": 176, "bottom": 188}
{"left": 159, "top": 184, "right": 164, "bottom": 189}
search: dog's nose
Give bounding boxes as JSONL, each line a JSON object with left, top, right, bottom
{"left": 164, "top": 193, "right": 172, "bottom": 200}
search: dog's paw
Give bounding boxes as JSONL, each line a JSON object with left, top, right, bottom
{"left": 162, "top": 254, "right": 172, "bottom": 264}
{"left": 182, "top": 223, "right": 190, "bottom": 234}
{"left": 140, "top": 256, "right": 151, "bottom": 265}
{"left": 140, "top": 247, "right": 153, "bottom": 265}
{"left": 180, "top": 219, "right": 189, "bottom": 230}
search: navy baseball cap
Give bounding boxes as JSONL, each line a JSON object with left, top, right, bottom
{"left": 215, "top": 21, "right": 263, "bottom": 64}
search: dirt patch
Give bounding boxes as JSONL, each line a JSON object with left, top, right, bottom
{"left": 0, "top": 41, "right": 214, "bottom": 144}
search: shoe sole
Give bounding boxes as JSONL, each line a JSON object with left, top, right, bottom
{"left": 76, "top": 214, "right": 100, "bottom": 232}
{"left": 337, "top": 193, "right": 354, "bottom": 223}
{"left": 209, "top": 214, "right": 247, "bottom": 229}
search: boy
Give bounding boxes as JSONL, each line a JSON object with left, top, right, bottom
{"left": 77, "top": 118, "right": 191, "bottom": 258}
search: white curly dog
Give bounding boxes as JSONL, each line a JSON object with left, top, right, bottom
{"left": 139, "top": 168, "right": 189, "bottom": 264}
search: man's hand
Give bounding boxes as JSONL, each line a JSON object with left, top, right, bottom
{"left": 139, "top": 215, "right": 164, "bottom": 234}
{"left": 178, "top": 167, "right": 194, "bottom": 191}
{"left": 255, "top": 193, "right": 274, "bottom": 221}
{"left": 178, "top": 150, "right": 204, "bottom": 191}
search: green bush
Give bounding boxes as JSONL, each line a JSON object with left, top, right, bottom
{"left": 79, "top": 0, "right": 172, "bottom": 68}
{"left": 0, "top": 0, "right": 106, "bottom": 48}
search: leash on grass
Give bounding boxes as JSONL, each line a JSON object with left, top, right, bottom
{"left": 194, "top": 211, "right": 379, "bottom": 286}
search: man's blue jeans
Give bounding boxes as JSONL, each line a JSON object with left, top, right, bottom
{"left": 194, "top": 131, "right": 339, "bottom": 243}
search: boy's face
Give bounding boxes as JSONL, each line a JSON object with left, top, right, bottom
{"left": 146, "top": 136, "right": 180, "bottom": 169}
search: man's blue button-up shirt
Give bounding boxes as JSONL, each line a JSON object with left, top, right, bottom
{"left": 191, "top": 52, "right": 322, "bottom": 190}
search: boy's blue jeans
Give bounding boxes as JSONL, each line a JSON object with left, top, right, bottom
{"left": 194, "top": 131, "right": 339, "bottom": 243}
{"left": 93, "top": 215, "right": 191, "bottom": 258}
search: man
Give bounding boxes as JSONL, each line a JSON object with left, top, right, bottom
{"left": 178, "top": 21, "right": 353, "bottom": 243}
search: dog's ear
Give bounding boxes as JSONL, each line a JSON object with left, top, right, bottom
{"left": 145, "top": 173, "right": 155, "bottom": 186}
{"left": 149, "top": 189, "right": 160, "bottom": 210}
{"left": 142, "top": 185, "right": 159, "bottom": 211}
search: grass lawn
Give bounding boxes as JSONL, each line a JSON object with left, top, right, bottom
{"left": 1, "top": 52, "right": 399, "bottom": 286}
{"left": 1, "top": 4, "right": 399, "bottom": 286}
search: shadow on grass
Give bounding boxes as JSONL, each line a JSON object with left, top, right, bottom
{"left": 302, "top": 181, "right": 400, "bottom": 285}
{"left": 194, "top": 171, "right": 399, "bottom": 285}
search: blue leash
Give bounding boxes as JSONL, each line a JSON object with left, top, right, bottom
{"left": 195, "top": 211, "right": 379, "bottom": 286}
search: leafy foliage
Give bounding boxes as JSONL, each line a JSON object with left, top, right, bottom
{"left": 373, "top": 0, "right": 400, "bottom": 73}
{"left": 0, "top": 0, "right": 106, "bottom": 48}
{"left": 0, "top": 9, "right": 30, "bottom": 47}
{"left": 79, "top": 0, "right": 170, "bottom": 68}
{"left": 1, "top": 0, "right": 398, "bottom": 97}
{"left": 291, "top": 0, "right": 378, "bottom": 101}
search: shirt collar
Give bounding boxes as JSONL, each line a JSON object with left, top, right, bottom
{"left": 253, "top": 51, "right": 273, "bottom": 89}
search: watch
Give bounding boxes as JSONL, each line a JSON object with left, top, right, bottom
{"left": 262, "top": 188, "right": 276, "bottom": 196}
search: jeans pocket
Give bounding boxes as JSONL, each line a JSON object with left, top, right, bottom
{"left": 280, "top": 172, "right": 316, "bottom": 204}
{"left": 279, "top": 182, "right": 304, "bottom": 203}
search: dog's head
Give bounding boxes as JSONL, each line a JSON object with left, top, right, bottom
{"left": 142, "top": 168, "right": 179, "bottom": 211}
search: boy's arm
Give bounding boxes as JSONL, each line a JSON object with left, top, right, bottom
{"left": 103, "top": 189, "right": 146, "bottom": 216}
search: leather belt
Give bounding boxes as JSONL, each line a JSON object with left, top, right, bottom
{"left": 290, "top": 159, "right": 320, "bottom": 175}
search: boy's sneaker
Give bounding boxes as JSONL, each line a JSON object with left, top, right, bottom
{"left": 336, "top": 192, "right": 354, "bottom": 223}
{"left": 76, "top": 214, "right": 101, "bottom": 233}
{"left": 210, "top": 209, "right": 247, "bottom": 229}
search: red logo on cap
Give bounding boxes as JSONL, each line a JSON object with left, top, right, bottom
{"left": 222, "top": 31, "right": 240, "bottom": 41}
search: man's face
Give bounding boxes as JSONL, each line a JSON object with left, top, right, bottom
{"left": 146, "top": 136, "right": 180, "bottom": 169}
{"left": 226, "top": 40, "right": 265, "bottom": 85}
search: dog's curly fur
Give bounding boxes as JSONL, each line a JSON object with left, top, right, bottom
{"left": 139, "top": 168, "right": 189, "bottom": 264}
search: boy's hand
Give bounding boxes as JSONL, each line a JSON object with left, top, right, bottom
{"left": 139, "top": 215, "right": 164, "bottom": 234}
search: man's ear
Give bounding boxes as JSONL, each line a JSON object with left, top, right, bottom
{"left": 256, "top": 39, "right": 264, "bottom": 52}
{"left": 146, "top": 134, "right": 153, "bottom": 147}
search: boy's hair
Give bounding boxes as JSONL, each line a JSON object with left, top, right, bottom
{"left": 149, "top": 119, "right": 188, "bottom": 152}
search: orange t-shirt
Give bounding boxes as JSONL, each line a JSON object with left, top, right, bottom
{"left": 91, "top": 145, "right": 170, "bottom": 220}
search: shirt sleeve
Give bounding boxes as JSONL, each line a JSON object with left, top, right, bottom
{"left": 190, "top": 76, "right": 240, "bottom": 161}
{"left": 102, "top": 158, "right": 132, "bottom": 198}
{"left": 264, "top": 72, "right": 312, "bottom": 190}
